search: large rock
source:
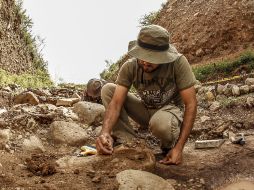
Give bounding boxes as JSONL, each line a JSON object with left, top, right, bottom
{"left": 116, "top": 170, "right": 175, "bottom": 190}
{"left": 49, "top": 121, "right": 89, "bottom": 146}
{"left": 73, "top": 101, "right": 105, "bottom": 125}
{"left": 22, "top": 136, "right": 45, "bottom": 153}
{"left": 13, "top": 92, "right": 39, "bottom": 105}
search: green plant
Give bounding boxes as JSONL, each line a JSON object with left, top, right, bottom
{"left": 139, "top": 2, "right": 166, "bottom": 27}
{"left": 100, "top": 59, "right": 119, "bottom": 82}
{"left": 0, "top": 69, "right": 53, "bottom": 88}
{"left": 139, "top": 11, "right": 159, "bottom": 26}
{"left": 192, "top": 50, "right": 254, "bottom": 82}
{"left": 15, "top": 0, "right": 50, "bottom": 74}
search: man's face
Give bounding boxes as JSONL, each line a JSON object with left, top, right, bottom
{"left": 138, "top": 59, "right": 159, "bottom": 73}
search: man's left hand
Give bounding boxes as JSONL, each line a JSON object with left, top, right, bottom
{"left": 159, "top": 147, "right": 182, "bottom": 165}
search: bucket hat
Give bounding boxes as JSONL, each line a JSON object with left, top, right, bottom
{"left": 128, "top": 25, "right": 180, "bottom": 64}
{"left": 86, "top": 79, "right": 106, "bottom": 98}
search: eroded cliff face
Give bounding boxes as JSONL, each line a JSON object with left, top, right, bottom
{"left": 154, "top": 0, "right": 254, "bottom": 64}
{"left": 0, "top": 0, "right": 35, "bottom": 74}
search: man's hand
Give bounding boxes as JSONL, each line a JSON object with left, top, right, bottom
{"left": 159, "top": 147, "right": 182, "bottom": 165}
{"left": 96, "top": 133, "right": 114, "bottom": 155}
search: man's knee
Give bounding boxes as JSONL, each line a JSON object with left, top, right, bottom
{"left": 149, "top": 112, "right": 180, "bottom": 141}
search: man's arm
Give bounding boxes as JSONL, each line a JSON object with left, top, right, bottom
{"left": 160, "top": 86, "right": 197, "bottom": 165}
{"left": 96, "top": 85, "right": 128, "bottom": 154}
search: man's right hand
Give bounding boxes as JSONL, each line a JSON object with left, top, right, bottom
{"left": 96, "top": 133, "right": 114, "bottom": 155}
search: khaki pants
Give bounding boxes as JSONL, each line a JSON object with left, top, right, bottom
{"left": 101, "top": 83, "right": 183, "bottom": 149}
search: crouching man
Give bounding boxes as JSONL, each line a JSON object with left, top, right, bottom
{"left": 96, "top": 25, "right": 197, "bottom": 165}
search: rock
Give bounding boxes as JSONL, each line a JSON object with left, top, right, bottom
{"left": 0, "top": 129, "right": 11, "bottom": 149}
{"left": 231, "top": 85, "right": 240, "bottom": 96}
{"left": 14, "top": 92, "right": 39, "bottom": 105}
{"left": 56, "top": 155, "right": 99, "bottom": 170}
{"left": 194, "top": 84, "right": 202, "bottom": 93}
{"left": 94, "top": 126, "right": 102, "bottom": 136}
{"left": 194, "top": 12, "right": 200, "bottom": 17}
{"left": 22, "top": 136, "right": 45, "bottom": 153}
{"left": 222, "top": 84, "right": 232, "bottom": 96}
{"left": 195, "top": 48, "right": 204, "bottom": 57}
{"left": 216, "top": 94, "right": 227, "bottom": 101}
{"left": 0, "top": 108, "right": 7, "bottom": 115}
{"left": 56, "top": 107, "right": 79, "bottom": 121}
{"left": 200, "top": 178, "right": 205, "bottom": 185}
{"left": 205, "top": 91, "right": 215, "bottom": 101}
{"left": 116, "top": 170, "right": 175, "bottom": 190}
{"left": 239, "top": 85, "right": 249, "bottom": 94}
{"left": 245, "top": 78, "right": 254, "bottom": 86}
{"left": 56, "top": 98, "right": 80, "bottom": 107}
{"left": 209, "top": 101, "right": 221, "bottom": 111}
{"left": 246, "top": 97, "right": 254, "bottom": 107}
{"left": 73, "top": 101, "right": 105, "bottom": 125}
{"left": 195, "top": 139, "right": 225, "bottom": 149}
{"left": 217, "top": 84, "right": 224, "bottom": 95}
{"left": 200, "top": 116, "right": 211, "bottom": 123}
{"left": 71, "top": 93, "right": 81, "bottom": 100}
{"left": 249, "top": 85, "right": 254, "bottom": 93}
{"left": 49, "top": 121, "right": 89, "bottom": 146}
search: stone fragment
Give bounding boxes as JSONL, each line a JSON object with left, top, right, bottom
{"left": 56, "top": 98, "right": 80, "bottom": 107}
{"left": 222, "top": 84, "right": 232, "bottom": 96}
{"left": 71, "top": 93, "right": 81, "bottom": 100}
{"left": 205, "top": 91, "right": 215, "bottom": 101}
{"left": 209, "top": 101, "right": 221, "bottom": 111}
{"left": 0, "top": 129, "right": 11, "bottom": 149}
{"left": 195, "top": 139, "right": 225, "bottom": 149}
{"left": 196, "top": 48, "right": 204, "bottom": 57}
{"left": 200, "top": 116, "right": 211, "bottom": 123}
{"left": 50, "top": 121, "right": 89, "bottom": 146}
{"left": 249, "top": 85, "right": 254, "bottom": 92}
{"left": 245, "top": 78, "right": 254, "bottom": 86}
{"left": 23, "top": 136, "right": 45, "bottom": 153}
{"left": 14, "top": 92, "right": 39, "bottom": 105}
{"left": 239, "top": 85, "right": 249, "bottom": 94}
{"left": 0, "top": 108, "right": 7, "bottom": 115}
{"left": 217, "top": 84, "right": 224, "bottom": 95}
{"left": 56, "top": 155, "right": 99, "bottom": 170}
{"left": 73, "top": 101, "right": 105, "bottom": 125}
{"left": 231, "top": 85, "right": 240, "bottom": 96}
{"left": 246, "top": 97, "right": 254, "bottom": 107}
{"left": 116, "top": 170, "right": 175, "bottom": 190}
{"left": 194, "top": 84, "right": 202, "bottom": 92}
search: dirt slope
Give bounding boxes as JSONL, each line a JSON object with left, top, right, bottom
{"left": 154, "top": 0, "right": 254, "bottom": 64}
{"left": 0, "top": 0, "right": 35, "bottom": 74}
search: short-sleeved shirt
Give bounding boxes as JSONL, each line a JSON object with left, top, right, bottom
{"left": 116, "top": 55, "right": 196, "bottom": 109}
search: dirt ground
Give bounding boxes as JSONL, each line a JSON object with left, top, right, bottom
{"left": 0, "top": 94, "right": 254, "bottom": 190}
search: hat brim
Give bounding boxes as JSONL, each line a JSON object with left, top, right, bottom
{"left": 128, "top": 41, "right": 180, "bottom": 64}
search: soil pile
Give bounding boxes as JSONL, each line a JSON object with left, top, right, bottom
{"left": 154, "top": 0, "right": 254, "bottom": 64}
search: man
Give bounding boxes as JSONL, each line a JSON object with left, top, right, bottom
{"left": 96, "top": 25, "right": 197, "bottom": 165}
{"left": 83, "top": 78, "right": 107, "bottom": 104}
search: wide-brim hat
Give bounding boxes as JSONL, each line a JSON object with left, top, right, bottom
{"left": 86, "top": 79, "right": 105, "bottom": 98}
{"left": 128, "top": 25, "right": 180, "bottom": 64}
